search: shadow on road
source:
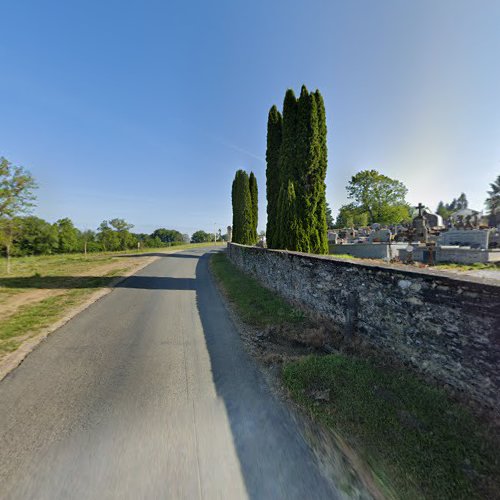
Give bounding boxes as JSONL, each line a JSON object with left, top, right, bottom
{"left": 193, "top": 251, "right": 335, "bottom": 499}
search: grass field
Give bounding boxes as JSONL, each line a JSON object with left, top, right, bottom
{"left": 0, "top": 243, "right": 215, "bottom": 360}
{"left": 211, "top": 251, "right": 500, "bottom": 499}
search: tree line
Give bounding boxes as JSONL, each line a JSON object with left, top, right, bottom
{"left": 0, "top": 157, "right": 220, "bottom": 259}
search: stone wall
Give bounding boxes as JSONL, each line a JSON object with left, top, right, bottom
{"left": 227, "top": 243, "right": 500, "bottom": 413}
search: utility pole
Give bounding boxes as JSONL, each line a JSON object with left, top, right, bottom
{"left": 213, "top": 223, "right": 217, "bottom": 244}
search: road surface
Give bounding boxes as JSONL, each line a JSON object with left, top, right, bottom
{"left": 0, "top": 248, "right": 338, "bottom": 499}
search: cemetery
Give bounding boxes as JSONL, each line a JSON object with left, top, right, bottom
{"left": 328, "top": 203, "right": 500, "bottom": 265}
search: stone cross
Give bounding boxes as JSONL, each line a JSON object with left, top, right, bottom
{"left": 416, "top": 203, "right": 425, "bottom": 217}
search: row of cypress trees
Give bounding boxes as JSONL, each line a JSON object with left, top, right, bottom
{"left": 266, "top": 86, "right": 328, "bottom": 254}
{"left": 231, "top": 169, "right": 258, "bottom": 245}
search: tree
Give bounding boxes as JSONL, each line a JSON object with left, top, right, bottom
{"left": 191, "top": 230, "right": 212, "bottom": 243}
{"left": 486, "top": 175, "right": 500, "bottom": 226}
{"left": 0, "top": 157, "right": 37, "bottom": 272}
{"left": 231, "top": 170, "right": 254, "bottom": 245}
{"left": 270, "top": 86, "right": 328, "bottom": 254}
{"left": 275, "top": 89, "right": 299, "bottom": 249}
{"left": 346, "top": 169, "right": 410, "bottom": 224}
{"left": 249, "top": 171, "right": 258, "bottom": 244}
{"left": 326, "top": 202, "right": 334, "bottom": 229}
{"left": 56, "top": 218, "right": 79, "bottom": 253}
{"left": 456, "top": 192, "right": 468, "bottom": 210}
{"left": 335, "top": 203, "right": 369, "bottom": 228}
{"left": 15, "top": 216, "right": 59, "bottom": 255}
{"left": 151, "top": 228, "right": 184, "bottom": 245}
{"left": 265, "top": 105, "right": 282, "bottom": 249}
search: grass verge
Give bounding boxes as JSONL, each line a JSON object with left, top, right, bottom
{"left": 210, "top": 252, "right": 304, "bottom": 327}
{"left": 283, "top": 356, "right": 499, "bottom": 499}
{"left": 211, "top": 251, "right": 500, "bottom": 499}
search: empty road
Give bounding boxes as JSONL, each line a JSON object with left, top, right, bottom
{"left": 0, "top": 247, "right": 338, "bottom": 499}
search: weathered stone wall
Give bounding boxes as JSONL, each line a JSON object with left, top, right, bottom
{"left": 227, "top": 243, "right": 500, "bottom": 413}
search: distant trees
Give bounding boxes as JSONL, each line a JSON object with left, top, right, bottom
{"left": 151, "top": 228, "right": 184, "bottom": 245}
{"left": 486, "top": 175, "right": 500, "bottom": 226}
{"left": 191, "top": 230, "right": 213, "bottom": 243}
{"left": 436, "top": 193, "right": 469, "bottom": 219}
{"left": 337, "top": 169, "right": 410, "bottom": 226}
{"left": 265, "top": 86, "right": 328, "bottom": 253}
{"left": 231, "top": 169, "right": 257, "bottom": 245}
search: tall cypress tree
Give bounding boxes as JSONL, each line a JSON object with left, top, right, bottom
{"left": 231, "top": 170, "right": 253, "bottom": 245}
{"left": 276, "top": 89, "right": 298, "bottom": 249}
{"left": 314, "top": 89, "right": 329, "bottom": 254}
{"left": 249, "top": 171, "right": 258, "bottom": 244}
{"left": 265, "top": 106, "right": 282, "bottom": 249}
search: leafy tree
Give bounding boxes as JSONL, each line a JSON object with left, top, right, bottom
{"left": 0, "top": 157, "right": 37, "bottom": 271}
{"left": 265, "top": 105, "right": 282, "bottom": 249}
{"left": 486, "top": 175, "right": 500, "bottom": 225}
{"left": 97, "top": 221, "right": 121, "bottom": 251}
{"left": 335, "top": 203, "right": 369, "bottom": 228}
{"left": 346, "top": 169, "right": 410, "bottom": 224}
{"left": 231, "top": 170, "right": 253, "bottom": 245}
{"left": 151, "top": 228, "right": 184, "bottom": 244}
{"left": 249, "top": 171, "right": 258, "bottom": 244}
{"left": 15, "top": 216, "right": 59, "bottom": 255}
{"left": 191, "top": 230, "right": 212, "bottom": 243}
{"left": 56, "top": 218, "right": 79, "bottom": 253}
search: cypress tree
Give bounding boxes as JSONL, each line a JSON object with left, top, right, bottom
{"left": 314, "top": 89, "right": 329, "bottom": 254}
{"left": 265, "top": 106, "right": 282, "bottom": 248}
{"left": 276, "top": 89, "right": 298, "bottom": 248}
{"left": 249, "top": 171, "right": 258, "bottom": 244}
{"left": 231, "top": 170, "right": 253, "bottom": 245}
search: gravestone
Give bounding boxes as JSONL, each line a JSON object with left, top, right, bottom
{"left": 327, "top": 231, "right": 338, "bottom": 244}
{"left": 369, "top": 228, "right": 392, "bottom": 243}
{"left": 437, "top": 229, "right": 490, "bottom": 250}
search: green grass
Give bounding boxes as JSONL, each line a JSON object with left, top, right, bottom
{"left": 210, "top": 252, "right": 304, "bottom": 327}
{"left": 0, "top": 243, "right": 216, "bottom": 357}
{"left": 435, "top": 261, "right": 500, "bottom": 272}
{"left": 0, "top": 242, "right": 216, "bottom": 278}
{"left": 283, "top": 355, "right": 500, "bottom": 500}
{"left": 0, "top": 289, "right": 93, "bottom": 353}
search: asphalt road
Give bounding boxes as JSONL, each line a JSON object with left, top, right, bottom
{"left": 0, "top": 247, "right": 338, "bottom": 499}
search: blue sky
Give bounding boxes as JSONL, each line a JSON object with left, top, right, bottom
{"left": 1, "top": 0, "right": 499, "bottom": 234}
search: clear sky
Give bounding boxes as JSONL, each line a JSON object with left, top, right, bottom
{"left": 1, "top": 0, "right": 499, "bottom": 235}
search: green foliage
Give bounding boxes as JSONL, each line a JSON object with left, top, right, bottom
{"left": 151, "top": 228, "right": 184, "bottom": 244}
{"left": 271, "top": 86, "right": 328, "bottom": 253}
{"left": 210, "top": 252, "right": 304, "bottom": 327}
{"left": 249, "top": 171, "right": 258, "bottom": 244}
{"left": 190, "top": 230, "right": 213, "bottom": 243}
{"left": 325, "top": 202, "right": 334, "bottom": 229}
{"left": 231, "top": 169, "right": 254, "bottom": 245}
{"left": 265, "top": 105, "right": 283, "bottom": 249}
{"left": 485, "top": 175, "right": 499, "bottom": 217}
{"left": 0, "top": 157, "right": 37, "bottom": 218}
{"left": 283, "top": 355, "right": 500, "bottom": 499}
{"left": 56, "top": 218, "right": 79, "bottom": 253}
{"left": 346, "top": 169, "right": 410, "bottom": 224}
{"left": 335, "top": 203, "right": 370, "bottom": 228}
{"left": 436, "top": 192, "right": 469, "bottom": 219}
{"left": 15, "top": 216, "right": 59, "bottom": 255}
{"left": 96, "top": 219, "right": 137, "bottom": 251}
